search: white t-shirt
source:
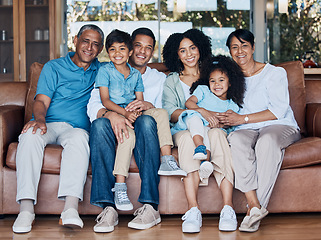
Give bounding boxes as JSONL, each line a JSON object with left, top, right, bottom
{"left": 87, "top": 65, "right": 166, "bottom": 122}
{"left": 179, "top": 79, "right": 192, "bottom": 101}
{"left": 142, "top": 66, "right": 167, "bottom": 108}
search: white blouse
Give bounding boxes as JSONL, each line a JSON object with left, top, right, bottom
{"left": 236, "top": 63, "right": 299, "bottom": 130}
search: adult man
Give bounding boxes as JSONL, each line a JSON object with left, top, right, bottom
{"left": 12, "top": 25, "right": 104, "bottom": 233}
{"left": 87, "top": 27, "right": 170, "bottom": 233}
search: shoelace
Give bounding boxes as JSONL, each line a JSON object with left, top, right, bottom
{"left": 168, "top": 159, "right": 181, "bottom": 170}
{"left": 221, "top": 207, "right": 235, "bottom": 220}
{"left": 95, "top": 207, "right": 111, "bottom": 223}
{"left": 133, "top": 205, "right": 156, "bottom": 223}
{"left": 113, "top": 189, "right": 130, "bottom": 204}
{"left": 182, "top": 208, "right": 199, "bottom": 221}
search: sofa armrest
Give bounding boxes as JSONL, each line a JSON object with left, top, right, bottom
{"left": 0, "top": 106, "right": 25, "bottom": 167}
{"left": 306, "top": 103, "right": 321, "bottom": 137}
{"left": 0, "top": 82, "right": 27, "bottom": 107}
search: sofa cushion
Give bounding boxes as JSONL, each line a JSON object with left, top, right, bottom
{"left": 7, "top": 136, "right": 321, "bottom": 173}
{"left": 282, "top": 137, "right": 321, "bottom": 169}
{"left": 6, "top": 142, "right": 140, "bottom": 174}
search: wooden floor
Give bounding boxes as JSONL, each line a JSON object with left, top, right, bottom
{"left": 1, "top": 213, "right": 321, "bottom": 240}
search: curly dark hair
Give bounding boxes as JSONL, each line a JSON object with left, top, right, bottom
{"left": 162, "top": 29, "right": 212, "bottom": 73}
{"left": 190, "top": 55, "right": 246, "bottom": 107}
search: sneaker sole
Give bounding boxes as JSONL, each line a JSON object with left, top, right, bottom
{"left": 115, "top": 203, "right": 133, "bottom": 211}
{"left": 219, "top": 223, "right": 237, "bottom": 232}
{"left": 128, "top": 217, "right": 161, "bottom": 230}
{"left": 59, "top": 218, "right": 83, "bottom": 228}
{"left": 193, "top": 153, "right": 207, "bottom": 160}
{"left": 93, "top": 220, "right": 119, "bottom": 233}
{"left": 239, "top": 223, "right": 260, "bottom": 232}
{"left": 182, "top": 223, "right": 201, "bottom": 233}
{"left": 199, "top": 162, "right": 214, "bottom": 179}
{"left": 248, "top": 209, "right": 268, "bottom": 227}
{"left": 158, "top": 170, "right": 187, "bottom": 176}
{"left": 12, "top": 220, "right": 34, "bottom": 234}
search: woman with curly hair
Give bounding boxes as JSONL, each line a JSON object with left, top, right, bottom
{"left": 162, "top": 29, "right": 239, "bottom": 233}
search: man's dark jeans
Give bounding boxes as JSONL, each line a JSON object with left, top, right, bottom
{"left": 89, "top": 115, "right": 160, "bottom": 209}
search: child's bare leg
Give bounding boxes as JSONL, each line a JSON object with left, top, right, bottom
{"left": 115, "top": 175, "right": 125, "bottom": 183}
{"left": 193, "top": 135, "right": 205, "bottom": 147}
{"left": 160, "top": 145, "right": 172, "bottom": 156}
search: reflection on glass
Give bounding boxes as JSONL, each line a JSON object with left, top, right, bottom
{"left": 267, "top": 0, "right": 321, "bottom": 64}
{"left": 67, "top": 0, "right": 250, "bottom": 62}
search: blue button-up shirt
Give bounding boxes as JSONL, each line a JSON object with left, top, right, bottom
{"left": 94, "top": 62, "right": 144, "bottom": 108}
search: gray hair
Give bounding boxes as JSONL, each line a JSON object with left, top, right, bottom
{"left": 77, "top": 24, "right": 104, "bottom": 46}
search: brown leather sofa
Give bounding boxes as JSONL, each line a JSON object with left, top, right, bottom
{"left": 1, "top": 61, "right": 321, "bottom": 216}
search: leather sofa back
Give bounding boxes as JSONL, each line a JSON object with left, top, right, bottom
{"left": 275, "top": 61, "right": 306, "bottom": 134}
{"left": 0, "top": 82, "right": 27, "bottom": 107}
{"left": 20, "top": 61, "right": 308, "bottom": 134}
{"left": 305, "top": 80, "right": 321, "bottom": 104}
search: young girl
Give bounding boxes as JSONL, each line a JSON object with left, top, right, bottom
{"left": 171, "top": 55, "right": 245, "bottom": 184}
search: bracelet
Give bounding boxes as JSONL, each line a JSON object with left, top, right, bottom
{"left": 102, "top": 109, "right": 109, "bottom": 118}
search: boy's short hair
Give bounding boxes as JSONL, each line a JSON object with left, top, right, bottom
{"left": 105, "top": 29, "right": 132, "bottom": 52}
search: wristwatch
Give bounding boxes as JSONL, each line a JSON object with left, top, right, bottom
{"left": 244, "top": 115, "right": 249, "bottom": 123}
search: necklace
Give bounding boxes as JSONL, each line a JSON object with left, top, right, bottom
{"left": 243, "top": 61, "right": 256, "bottom": 77}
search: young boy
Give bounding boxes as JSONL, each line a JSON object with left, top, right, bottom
{"left": 94, "top": 29, "right": 186, "bottom": 212}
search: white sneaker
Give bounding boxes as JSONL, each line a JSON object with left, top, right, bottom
{"left": 12, "top": 211, "right": 35, "bottom": 233}
{"left": 94, "top": 206, "right": 119, "bottom": 233}
{"left": 181, "top": 207, "right": 202, "bottom": 233}
{"left": 219, "top": 205, "right": 237, "bottom": 231}
{"left": 59, "top": 208, "right": 83, "bottom": 228}
{"left": 199, "top": 161, "right": 214, "bottom": 184}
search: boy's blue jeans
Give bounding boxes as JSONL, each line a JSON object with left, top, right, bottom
{"left": 89, "top": 115, "right": 160, "bottom": 209}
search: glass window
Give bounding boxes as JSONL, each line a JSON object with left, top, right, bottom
{"left": 267, "top": 0, "right": 321, "bottom": 66}
{"left": 67, "top": 0, "right": 251, "bottom": 62}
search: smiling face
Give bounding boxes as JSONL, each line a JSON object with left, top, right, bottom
{"left": 209, "top": 70, "right": 230, "bottom": 100}
{"left": 72, "top": 29, "right": 103, "bottom": 70}
{"left": 129, "top": 34, "right": 154, "bottom": 72}
{"left": 177, "top": 38, "right": 200, "bottom": 69}
{"left": 229, "top": 36, "right": 255, "bottom": 68}
{"left": 107, "top": 42, "right": 133, "bottom": 66}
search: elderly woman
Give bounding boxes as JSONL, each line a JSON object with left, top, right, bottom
{"left": 219, "top": 29, "right": 301, "bottom": 232}
{"left": 162, "top": 29, "right": 237, "bottom": 233}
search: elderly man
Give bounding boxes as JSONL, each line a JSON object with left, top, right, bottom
{"left": 12, "top": 24, "right": 104, "bottom": 233}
